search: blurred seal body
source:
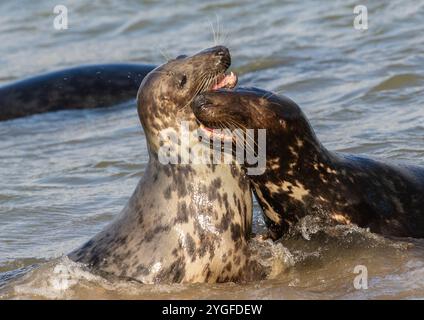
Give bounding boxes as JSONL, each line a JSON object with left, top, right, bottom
{"left": 0, "top": 63, "right": 155, "bottom": 121}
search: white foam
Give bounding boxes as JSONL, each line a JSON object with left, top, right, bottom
{"left": 12, "top": 256, "right": 105, "bottom": 299}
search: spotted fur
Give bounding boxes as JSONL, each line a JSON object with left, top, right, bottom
{"left": 68, "top": 47, "right": 266, "bottom": 283}
{"left": 192, "top": 87, "right": 424, "bottom": 239}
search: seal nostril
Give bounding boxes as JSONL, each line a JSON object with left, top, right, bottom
{"left": 214, "top": 46, "right": 229, "bottom": 57}
{"left": 194, "top": 95, "right": 204, "bottom": 107}
{"left": 193, "top": 95, "right": 211, "bottom": 112}
{"left": 214, "top": 47, "right": 231, "bottom": 67}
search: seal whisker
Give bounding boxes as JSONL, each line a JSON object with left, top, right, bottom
{"left": 213, "top": 119, "right": 255, "bottom": 157}
{"left": 215, "top": 15, "right": 233, "bottom": 48}
{"left": 178, "top": 68, "right": 225, "bottom": 112}
{"left": 224, "top": 121, "right": 257, "bottom": 159}
{"left": 227, "top": 119, "right": 260, "bottom": 156}
{"left": 235, "top": 126, "right": 257, "bottom": 158}
{"left": 215, "top": 14, "right": 222, "bottom": 45}
{"left": 178, "top": 72, "right": 215, "bottom": 112}
{"left": 221, "top": 31, "right": 232, "bottom": 47}
{"left": 157, "top": 46, "right": 172, "bottom": 62}
{"left": 208, "top": 17, "right": 218, "bottom": 45}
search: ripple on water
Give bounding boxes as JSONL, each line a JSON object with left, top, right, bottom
{"left": 369, "top": 74, "right": 424, "bottom": 93}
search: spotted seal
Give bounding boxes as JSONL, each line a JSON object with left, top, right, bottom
{"left": 192, "top": 87, "right": 424, "bottom": 239}
{"left": 68, "top": 47, "right": 265, "bottom": 283}
{"left": 0, "top": 63, "right": 155, "bottom": 121}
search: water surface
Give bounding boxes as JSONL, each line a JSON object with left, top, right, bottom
{"left": 1, "top": 0, "right": 424, "bottom": 299}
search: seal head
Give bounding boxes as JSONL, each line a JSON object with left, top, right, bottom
{"left": 137, "top": 46, "right": 238, "bottom": 154}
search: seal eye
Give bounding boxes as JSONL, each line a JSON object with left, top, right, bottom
{"left": 179, "top": 75, "right": 187, "bottom": 88}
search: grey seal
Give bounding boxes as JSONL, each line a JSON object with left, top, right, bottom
{"left": 0, "top": 63, "right": 155, "bottom": 121}
{"left": 192, "top": 87, "right": 424, "bottom": 239}
{"left": 68, "top": 47, "right": 265, "bottom": 283}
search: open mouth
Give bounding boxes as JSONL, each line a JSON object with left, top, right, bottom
{"left": 211, "top": 71, "right": 238, "bottom": 90}
{"left": 196, "top": 71, "right": 238, "bottom": 140}
{"left": 199, "top": 71, "right": 238, "bottom": 135}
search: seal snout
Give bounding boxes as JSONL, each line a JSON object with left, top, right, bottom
{"left": 191, "top": 45, "right": 238, "bottom": 93}
{"left": 214, "top": 46, "right": 231, "bottom": 68}
{"left": 199, "top": 45, "right": 231, "bottom": 68}
{"left": 192, "top": 94, "right": 212, "bottom": 113}
{"left": 214, "top": 45, "right": 229, "bottom": 57}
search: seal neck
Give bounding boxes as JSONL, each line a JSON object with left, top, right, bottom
{"left": 147, "top": 119, "right": 235, "bottom": 169}
{"left": 256, "top": 120, "right": 334, "bottom": 183}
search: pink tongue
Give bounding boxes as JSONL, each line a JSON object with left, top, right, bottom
{"left": 212, "top": 72, "right": 238, "bottom": 90}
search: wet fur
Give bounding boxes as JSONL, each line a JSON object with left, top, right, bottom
{"left": 69, "top": 48, "right": 265, "bottom": 283}
{"left": 192, "top": 87, "right": 424, "bottom": 239}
